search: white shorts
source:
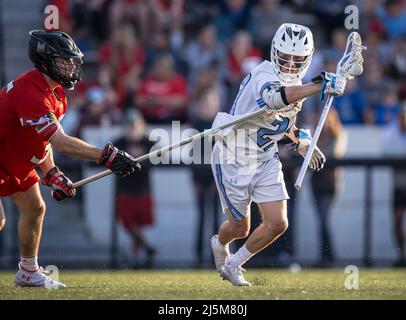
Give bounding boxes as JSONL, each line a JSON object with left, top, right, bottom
{"left": 211, "top": 143, "right": 289, "bottom": 221}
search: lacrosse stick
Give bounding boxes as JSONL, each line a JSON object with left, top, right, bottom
{"left": 294, "top": 31, "right": 366, "bottom": 190}
{"left": 72, "top": 107, "right": 268, "bottom": 188}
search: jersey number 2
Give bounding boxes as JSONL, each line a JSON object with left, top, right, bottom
{"left": 253, "top": 117, "right": 290, "bottom": 151}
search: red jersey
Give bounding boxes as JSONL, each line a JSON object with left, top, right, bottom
{"left": 0, "top": 69, "right": 67, "bottom": 180}
{"left": 136, "top": 74, "right": 188, "bottom": 121}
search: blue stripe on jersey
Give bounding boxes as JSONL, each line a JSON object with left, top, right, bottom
{"left": 230, "top": 73, "right": 252, "bottom": 115}
{"left": 215, "top": 162, "right": 245, "bottom": 222}
{"left": 256, "top": 98, "right": 267, "bottom": 108}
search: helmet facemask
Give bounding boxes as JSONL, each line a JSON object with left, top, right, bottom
{"left": 270, "top": 23, "right": 314, "bottom": 83}
{"left": 271, "top": 47, "right": 312, "bottom": 83}
{"left": 48, "top": 56, "right": 83, "bottom": 90}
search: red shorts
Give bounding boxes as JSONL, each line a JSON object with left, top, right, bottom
{"left": 0, "top": 167, "right": 39, "bottom": 197}
{"left": 116, "top": 194, "right": 154, "bottom": 229}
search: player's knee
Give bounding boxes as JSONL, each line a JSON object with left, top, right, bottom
{"left": 272, "top": 219, "right": 289, "bottom": 236}
{"left": 0, "top": 218, "right": 5, "bottom": 231}
{"left": 35, "top": 201, "right": 46, "bottom": 218}
{"left": 24, "top": 201, "right": 46, "bottom": 220}
{"left": 232, "top": 225, "right": 250, "bottom": 239}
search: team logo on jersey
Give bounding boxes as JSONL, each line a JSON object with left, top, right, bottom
{"left": 37, "top": 42, "right": 46, "bottom": 53}
{"left": 229, "top": 178, "right": 238, "bottom": 185}
{"left": 269, "top": 81, "right": 282, "bottom": 89}
{"left": 6, "top": 81, "right": 14, "bottom": 94}
{"left": 20, "top": 112, "right": 61, "bottom": 142}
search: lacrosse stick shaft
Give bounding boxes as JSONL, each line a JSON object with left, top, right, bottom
{"left": 295, "top": 31, "right": 365, "bottom": 190}
{"left": 72, "top": 108, "right": 268, "bottom": 188}
{"left": 294, "top": 94, "right": 334, "bottom": 190}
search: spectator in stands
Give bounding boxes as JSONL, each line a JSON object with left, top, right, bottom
{"left": 48, "top": 0, "right": 73, "bottom": 33}
{"left": 311, "top": 107, "right": 347, "bottom": 267}
{"left": 115, "top": 0, "right": 185, "bottom": 47}
{"left": 313, "top": 0, "right": 350, "bottom": 44}
{"left": 390, "top": 37, "right": 406, "bottom": 77}
{"left": 136, "top": 54, "right": 188, "bottom": 123}
{"left": 114, "top": 109, "right": 156, "bottom": 267}
{"left": 361, "top": 56, "right": 390, "bottom": 124}
{"left": 183, "top": 24, "right": 226, "bottom": 85}
{"left": 227, "top": 30, "right": 262, "bottom": 84}
{"left": 333, "top": 79, "right": 367, "bottom": 124}
{"left": 374, "top": 83, "right": 401, "bottom": 126}
{"left": 98, "top": 23, "right": 145, "bottom": 108}
{"left": 324, "top": 28, "right": 348, "bottom": 63}
{"left": 78, "top": 86, "right": 122, "bottom": 136}
{"left": 144, "top": 27, "right": 183, "bottom": 76}
{"left": 250, "top": 0, "right": 294, "bottom": 56}
{"left": 226, "top": 31, "right": 262, "bottom": 106}
{"left": 109, "top": 0, "right": 140, "bottom": 33}
{"left": 362, "top": 21, "right": 389, "bottom": 65}
{"left": 274, "top": 137, "right": 301, "bottom": 268}
{"left": 189, "top": 71, "right": 223, "bottom": 267}
{"left": 70, "top": 0, "right": 93, "bottom": 52}
{"left": 381, "top": 0, "right": 406, "bottom": 40}
{"left": 188, "top": 68, "right": 227, "bottom": 120}
{"left": 214, "top": 0, "right": 253, "bottom": 42}
{"left": 382, "top": 102, "right": 406, "bottom": 267}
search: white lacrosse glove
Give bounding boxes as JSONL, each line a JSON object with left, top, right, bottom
{"left": 311, "top": 71, "right": 347, "bottom": 101}
{"left": 292, "top": 129, "right": 326, "bottom": 171}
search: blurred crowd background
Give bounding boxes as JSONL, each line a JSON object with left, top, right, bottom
{"left": 46, "top": 0, "right": 406, "bottom": 133}
{"left": 1, "top": 0, "right": 406, "bottom": 269}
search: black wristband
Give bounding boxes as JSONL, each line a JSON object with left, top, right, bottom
{"left": 45, "top": 166, "right": 60, "bottom": 179}
{"left": 279, "top": 86, "right": 289, "bottom": 106}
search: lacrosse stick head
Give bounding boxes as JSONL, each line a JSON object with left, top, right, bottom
{"left": 336, "top": 32, "right": 367, "bottom": 80}
{"left": 272, "top": 99, "right": 304, "bottom": 118}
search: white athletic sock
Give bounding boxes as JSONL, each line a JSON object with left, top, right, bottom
{"left": 20, "top": 256, "right": 39, "bottom": 272}
{"left": 215, "top": 237, "right": 230, "bottom": 255}
{"left": 228, "top": 244, "right": 254, "bottom": 267}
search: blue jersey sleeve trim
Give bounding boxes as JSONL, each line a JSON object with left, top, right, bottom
{"left": 230, "top": 73, "right": 252, "bottom": 115}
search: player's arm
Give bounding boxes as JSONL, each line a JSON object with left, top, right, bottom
{"left": 261, "top": 72, "right": 346, "bottom": 112}
{"left": 38, "top": 145, "right": 57, "bottom": 174}
{"left": 284, "top": 83, "right": 322, "bottom": 104}
{"left": 284, "top": 125, "right": 326, "bottom": 171}
{"left": 50, "top": 129, "right": 141, "bottom": 177}
{"left": 50, "top": 129, "right": 102, "bottom": 161}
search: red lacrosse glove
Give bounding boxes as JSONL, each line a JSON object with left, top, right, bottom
{"left": 97, "top": 142, "right": 141, "bottom": 177}
{"left": 41, "top": 166, "right": 76, "bottom": 201}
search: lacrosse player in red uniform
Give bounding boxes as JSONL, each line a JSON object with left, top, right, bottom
{"left": 0, "top": 30, "right": 141, "bottom": 288}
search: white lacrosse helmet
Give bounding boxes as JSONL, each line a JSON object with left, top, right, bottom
{"left": 271, "top": 23, "right": 314, "bottom": 83}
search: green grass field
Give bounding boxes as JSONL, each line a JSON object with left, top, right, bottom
{"left": 0, "top": 269, "right": 405, "bottom": 300}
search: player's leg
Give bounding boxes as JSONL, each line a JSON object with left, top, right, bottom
{"left": 224, "top": 200, "right": 288, "bottom": 267}
{"left": 0, "top": 199, "right": 5, "bottom": 231}
{"left": 10, "top": 183, "right": 46, "bottom": 260}
{"left": 218, "top": 209, "right": 250, "bottom": 246}
{"left": 219, "top": 200, "right": 287, "bottom": 287}
{"left": 211, "top": 208, "right": 250, "bottom": 269}
{"left": 210, "top": 144, "right": 251, "bottom": 273}
{"left": 245, "top": 200, "right": 288, "bottom": 253}
{"left": 10, "top": 183, "right": 65, "bottom": 287}
{"left": 220, "top": 157, "right": 289, "bottom": 286}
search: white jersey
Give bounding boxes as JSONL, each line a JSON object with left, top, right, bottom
{"left": 212, "top": 60, "right": 302, "bottom": 162}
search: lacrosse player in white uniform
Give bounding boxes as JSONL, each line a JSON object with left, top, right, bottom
{"left": 210, "top": 23, "right": 348, "bottom": 286}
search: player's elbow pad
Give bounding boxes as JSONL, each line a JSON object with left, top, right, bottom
{"left": 262, "top": 87, "right": 289, "bottom": 111}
